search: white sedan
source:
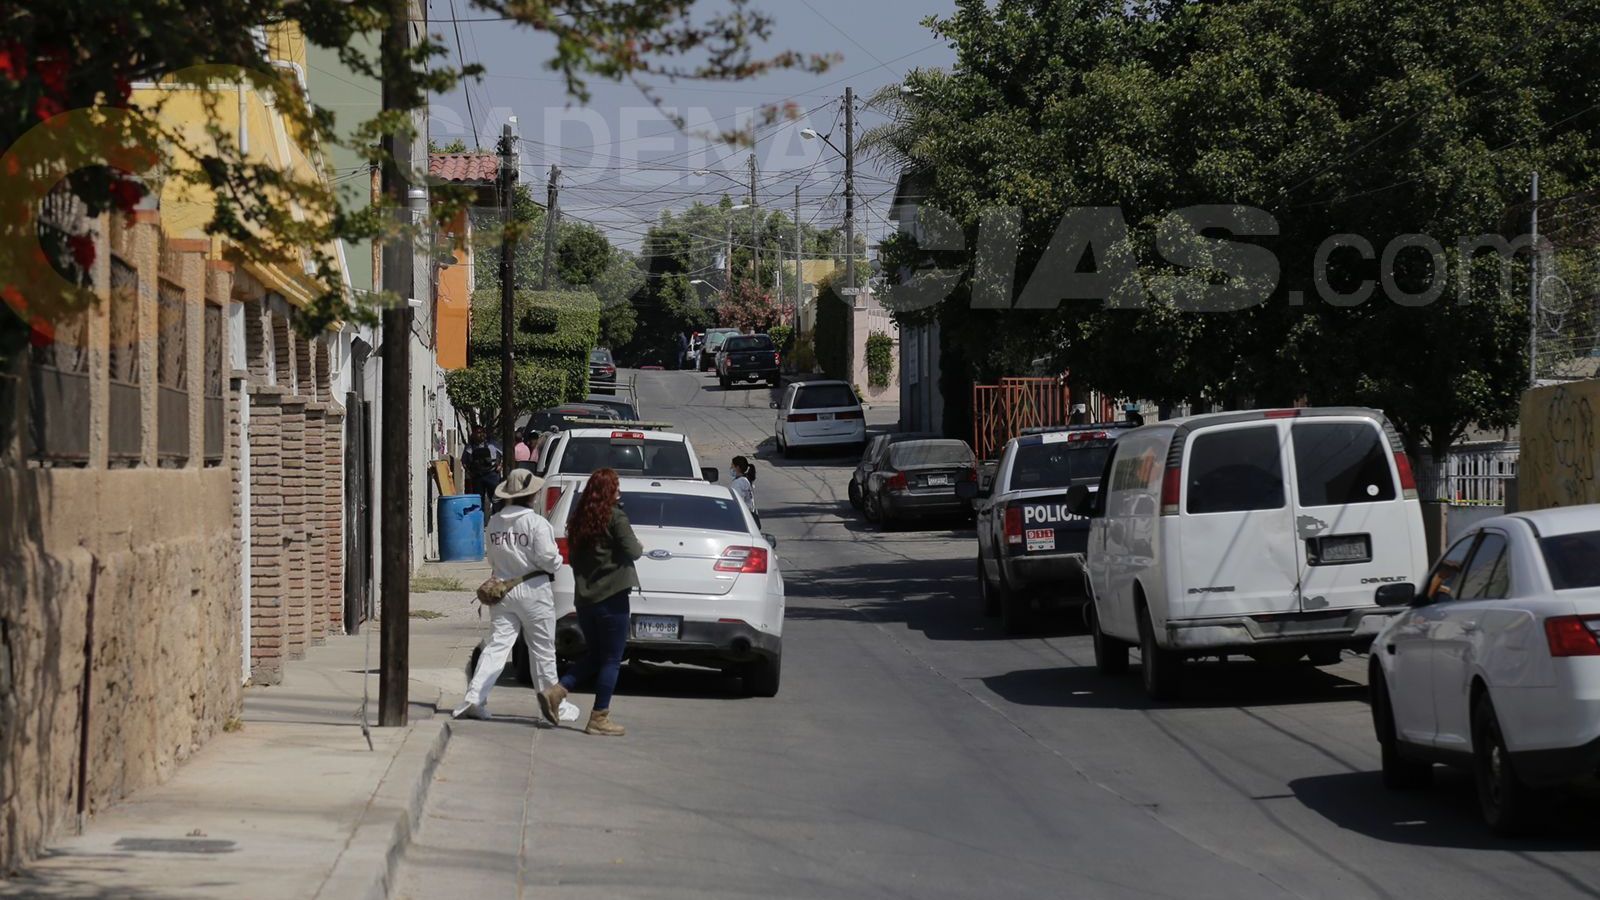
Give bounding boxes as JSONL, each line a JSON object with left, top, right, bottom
{"left": 547, "top": 477, "right": 785, "bottom": 696}
{"left": 1369, "top": 505, "right": 1600, "bottom": 834}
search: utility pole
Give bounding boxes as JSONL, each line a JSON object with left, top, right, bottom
{"left": 497, "top": 123, "right": 517, "bottom": 479}
{"left": 748, "top": 153, "right": 759, "bottom": 281}
{"left": 794, "top": 185, "right": 802, "bottom": 332}
{"left": 725, "top": 217, "right": 733, "bottom": 289}
{"left": 843, "top": 85, "right": 855, "bottom": 291}
{"left": 1529, "top": 171, "right": 1540, "bottom": 387}
{"left": 540, "top": 164, "right": 560, "bottom": 290}
{"left": 377, "top": 0, "right": 413, "bottom": 727}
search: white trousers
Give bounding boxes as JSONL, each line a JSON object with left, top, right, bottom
{"left": 463, "top": 589, "right": 578, "bottom": 720}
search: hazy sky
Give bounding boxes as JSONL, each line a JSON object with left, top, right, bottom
{"left": 423, "top": 0, "right": 958, "bottom": 251}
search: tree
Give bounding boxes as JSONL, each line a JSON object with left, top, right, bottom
{"left": 556, "top": 222, "right": 613, "bottom": 287}
{"left": 443, "top": 360, "right": 566, "bottom": 432}
{"left": 1, "top": 0, "right": 834, "bottom": 372}
{"left": 716, "top": 279, "right": 782, "bottom": 333}
{"left": 871, "top": 0, "right": 1600, "bottom": 453}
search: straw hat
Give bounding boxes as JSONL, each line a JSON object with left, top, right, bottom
{"left": 494, "top": 468, "right": 545, "bottom": 500}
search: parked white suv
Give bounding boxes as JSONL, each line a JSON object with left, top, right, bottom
{"left": 1369, "top": 505, "right": 1600, "bottom": 835}
{"left": 548, "top": 477, "right": 785, "bottom": 696}
{"left": 772, "top": 380, "right": 866, "bottom": 457}
{"left": 1079, "top": 407, "right": 1428, "bottom": 699}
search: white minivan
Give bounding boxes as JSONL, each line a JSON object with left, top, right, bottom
{"left": 1078, "top": 407, "right": 1429, "bottom": 699}
{"left": 771, "top": 380, "right": 866, "bottom": 457}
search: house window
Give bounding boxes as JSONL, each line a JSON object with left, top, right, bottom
{"left": 108, "top": 257, "right": 142, "bottom": 464}
{"left": 204, "top": 301, "right": 225, "bottom": 463}
{"left": 157, "top": 277, "right": 188, "bottom": 465}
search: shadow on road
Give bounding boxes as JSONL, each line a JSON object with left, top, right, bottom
{"left": 1291, "top": 769, "right": 1600, "bottom": 851}
{"left": 981, "top": 659, "right": 1368, "bottom": 710}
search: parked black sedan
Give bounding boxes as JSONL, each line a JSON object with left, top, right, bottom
{"left": 589, "top": 348, "right": 617, "bottom": 393}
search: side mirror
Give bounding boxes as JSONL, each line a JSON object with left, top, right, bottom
{"left": 702, "top": 467, "right": 720, "bottom": 484}
{"left": 1376, "top": 582, "right": 1418, "bottom": 607}
{"left": 955, "top": 480, "right": 979, "bottom": 500}
{"left": 1066, "top": 484, "right": 1099, "bottom": 518}
{"left": 763, "top": 532, "right": 778, "bottom": 548}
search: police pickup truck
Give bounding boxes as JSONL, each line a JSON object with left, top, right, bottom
{"left": 964, "top": 424, "right": 1129, "bottom": 634}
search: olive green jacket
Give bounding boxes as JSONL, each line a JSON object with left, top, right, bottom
{"left": 570, "top": 506, "right": 644, "bottom": 606}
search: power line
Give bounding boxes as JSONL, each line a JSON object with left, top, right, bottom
{"left": 446, "top": 0, "right": 481, "bottom": 152}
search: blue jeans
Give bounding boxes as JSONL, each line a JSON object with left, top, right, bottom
{"left": 560, "top": 590, "right": 630, "bottom": 710}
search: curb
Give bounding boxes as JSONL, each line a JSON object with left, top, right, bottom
{"left": 315, "top": 718, "right": 452, "bottom": 900}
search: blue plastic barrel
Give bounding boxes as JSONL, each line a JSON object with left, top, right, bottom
{"left": 438, "top": 494, "right": 485, "bottom": 561}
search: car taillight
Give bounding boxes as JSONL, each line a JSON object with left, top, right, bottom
{"left": 774, "top": 352, "right": 781, "bottom": 365}
{"left": 886, "top": 472, "right": 908, "bottom": 492}
{"left": 544, "top": 484, "right": 562, "bottom": 514}
{"left": 1394, "top": 450, "right": 1417, "bottom": 499}
{"left": 1263, "top": 408, "right": 1302, "bottom": 418}
{"left": 788, "top": 413, "right": 819, "bottom": 422}
{"left": 837, "top": 410, "right": 864, "bottom": 420}
{"left": 556, "top": 538, "right": 570, "bottom": 563}
{"left": 601, "top": 364, "right": 615, "bottom": 375}
{"left": 715, "top": 546, "right": 768, "bottom": 574}
{"left": 611, "top": 431, "right": 645, "bottom": 440}
{"left": 1004, "top": 505, "right": 1023, "bottom": 545}
{"left": 1160, "top": 465, "right": 1182, "bottom": 516}
{"left": 961, "top": 467, "right": 978, "bottom": 482}
{"left": 1068, "top": 431, "right": 1108, "bottom": 442}
{"left": 1545, "top": 616, "right": 1600, "bottom": 657}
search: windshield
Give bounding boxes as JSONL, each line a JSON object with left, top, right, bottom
{"left": 707, "top": 331, "right": 737, "bottom": 349}
{"left": 589, "top": 349, "right": 612, "bottom": 363}
{"left": 585, "top": 398, "right": 638, "bottom": 420}
{"left": 556, "top": 437, "right": 695, "bottom": 478}
{"left": 1541, "top": 531, "right": 1600, "bottom": 590}
{"left": 1008, "top": 442, "right": 1112, "bottom": 491}
{"left": 569, "top": 491, "right": 749, "bottom": 533}
{"left": 724, "top": 336, "right": 773, "bottom": 352}
{"left": 889, "top": 440, "right": 973, "bottom": 468}
{"left": 793, "top": 384, "right": 857, "bottom": 410}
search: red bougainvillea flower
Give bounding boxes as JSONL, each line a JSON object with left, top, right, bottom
{"left": 108, "top": 178, "right": 144, "bottom": 212}
{"left": 36, "top": 58, "right": 69, "bottom": 95}
{"left": 67, "top": 233, "right": 96, "bottom": 270}
{"left": 1, "top": 284, "right": 27, "bottom": 314}
{"left": 0, "top": 44, "right": 24, "bottom": 82}
{"left": 34, "top": 95, "right": 65, "bottom": 121}
{"left": 29, "top": 316, "right": 56, "bottom": 348}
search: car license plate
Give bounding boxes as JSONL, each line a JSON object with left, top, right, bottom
{"left": 818, "top": 412, "right": 835, "bottom": 421}
{"left": 632, "top": 615, "right": 680, "bottom": 640}
{"left": 1317, "top": 535, "right": 1371, "bottom": 564}
{"left": 1026, "top": 528, "right": 1056, "bottom": 552}
{"left": 927, "top": 474, "right": 952, "bottom": 486}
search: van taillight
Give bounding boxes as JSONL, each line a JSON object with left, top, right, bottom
{"left": 544, "top": 485, "right": 562, "bottom": 514}
{"left": 556, "top": 538, "right": 570, "bottom": 563}
{"left": 788, "top": 413, "right": 819, "bottom": 423}
{"left": 886, "top": 472, "right": 908, "bottom": 492}
{"left": 837, "top": 410, "right": 864, "bottom": 420}
{"left": 1393, "top": 450, "right": 1417, "bottom": 499}
{"left": 1545, "top": 616, "right": 1600, "bottom": 657}
{"left": 1004, "top": 505, "right": 1023, "bottom": 545}
{"left": 1160, "top": 466, "right": 1182, "bottom": 516}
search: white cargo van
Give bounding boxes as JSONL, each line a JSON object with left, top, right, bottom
{"left": 1078, "top": 407, "right": 1428, "bottom": 699}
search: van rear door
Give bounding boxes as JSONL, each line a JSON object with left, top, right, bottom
{"left": 1177, "top": 423, "right": 1301, "bottom": 618}
{"left": 1288, "top": 417, "right": 1414, "bottom": 612}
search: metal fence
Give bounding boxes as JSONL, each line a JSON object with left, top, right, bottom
{"left": 1417, "top": 442, "right": 1519, "bottom": 507}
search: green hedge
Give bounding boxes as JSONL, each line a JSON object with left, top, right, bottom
{"left": 470, "top": 289, "right": 601, "bottom": 400}
{"left": 813, "top": 277, "right": 849, "bottom": 380}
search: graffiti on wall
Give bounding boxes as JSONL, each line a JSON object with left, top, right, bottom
{"left": 1519, "top": 382, "right": 1600, "bottom": 510}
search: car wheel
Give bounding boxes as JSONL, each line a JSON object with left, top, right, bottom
{"left": 977, "top": 557, "right": 1000, "bottom": 617}
{"left": 999, "top": 575, "right": 1032, "bottom": 635}
{"left": 848, "top": 479, "right": 863, "bottom": 510}
{"left": 1371, "top": 666, "right": 1433, "bottom": 789}
{"left": 743, "top": 650, "right": 781, "bottom": 698}
{"left": 1474, "top": 692, "right": 1541, "bottom": 835}
{"left": 1137, "top": 605, "right": 1181, "bottom": 700}
{"left": 864, "top": 490, "right": 882, "bottom": 523}
{"left": 719, "top": 374, "right": 731, "bottom": 389}
{"left": 1092, "top": 606, "right": 1129, "bottom": 675}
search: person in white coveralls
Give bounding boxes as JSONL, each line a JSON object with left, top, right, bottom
{"left": 454, "top": 469, "right": 580, "bottom": 722}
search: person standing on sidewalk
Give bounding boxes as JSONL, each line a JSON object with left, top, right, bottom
{"left": 455, "top": 469, "right": 580, "bottom": 723}
{"left": 538, "top": 468, "right": 641, "bottom": 736}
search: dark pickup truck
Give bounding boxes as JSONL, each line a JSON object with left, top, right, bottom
{"left": 969, "top": 424, "right": 1131, "bottom": 634}
{"left": 717, "top": 334, "right": 781, "bottom": 389}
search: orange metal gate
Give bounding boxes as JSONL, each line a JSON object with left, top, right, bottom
{"left": 972, "top": 377, "right": 1072, "bottom": 459}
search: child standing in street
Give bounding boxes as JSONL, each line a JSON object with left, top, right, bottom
{"left": 731, "top": 456, "right": 758, "bottom": 526}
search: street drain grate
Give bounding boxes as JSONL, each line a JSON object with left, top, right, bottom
{"left": 114, "top": 838, "right": 238, "bottom": 854}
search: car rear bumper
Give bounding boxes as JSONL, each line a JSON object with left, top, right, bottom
{"left": 724, "top": 366, "right": 778, "bottom": 380}
{"left": 556, "top": 615, "right": 780, "bottom": 666}
{"left": 1163, "top": 607, "right": 1399, "bottom": 652}
{"left": 784, "top": 422, "right": 866, "bottom": 447}
{"left": 1511, "top": 734, "right": 1600, "bottom": 788}
{"left": 1000, "top": 552, "right": 1090, "bottom": 599}
{"left": 882, "top": 491, "right": 968, "bottom": 518}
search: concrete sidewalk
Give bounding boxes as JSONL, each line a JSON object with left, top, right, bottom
{"left": 0, "top": 560, "right": 493, "bottom": 900}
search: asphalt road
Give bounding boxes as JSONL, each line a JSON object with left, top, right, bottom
{"left": 397, "top": 368, "right": 1600, "bottom": 900}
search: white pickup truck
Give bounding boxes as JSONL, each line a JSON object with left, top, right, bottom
{"left": 965, "top": 424, "right": 1131, "bottom": 634}
{"left": 533, "top": 424, "right": 715, "bottom": 515}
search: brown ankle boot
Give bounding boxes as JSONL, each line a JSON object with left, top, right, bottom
{"left": 584, "top": 708, "right": 625, "bottom": 736}
{"left": 537, "top": 684, "right": 568, "bottom": 725}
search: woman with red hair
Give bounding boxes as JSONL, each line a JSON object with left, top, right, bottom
{"left": 539, "top": 468, "right": 642, "bottom": 736}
